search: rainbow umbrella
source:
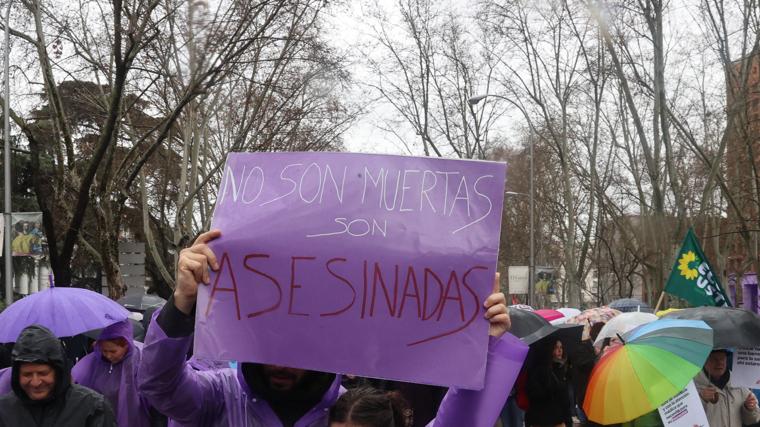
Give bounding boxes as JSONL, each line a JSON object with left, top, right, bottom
{"left": 583, "top": 319, "right": 713, "bottom": 425}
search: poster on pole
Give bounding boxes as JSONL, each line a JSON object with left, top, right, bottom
{"left": 508, "top": 266, "right": 529, "bottom": 294}
{"left": 732, "top": 347, "right": 760, "bottom": 389}
{"left": 194, "top": 152, "right": 507, "bottom": 389}
{"left": 10, "top": 212, "right": 44, "bottom": 257}
{"left": 535, "top": 266, "right": 557, "bottom": 294}
{"left": 657, "top": 380, "right": 708, "bottom": 427}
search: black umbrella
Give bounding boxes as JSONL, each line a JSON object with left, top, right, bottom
{"left": 662, "top": 306, "right": 760, "bottom": 348}
{"left": 523, "top": 323, "right": 584, "bottom": 369}
{"left": 609, "top": 298, "right": 653, "bottom": 313}
{"left": 521, "top": 322, "right": 583, "bottom": 347}
{"left": 510, "top": 308, "right": 551, "bottom": 340}
{"left": 117, "top": 293, "right": 167, "bottom": 312}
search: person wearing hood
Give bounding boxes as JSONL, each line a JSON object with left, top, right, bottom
{"left": 0, "top": 324, "right": 116, "bottom": 427}
{"left": 138, "top": 229, "right": 514, "bottom": 427}
{"left": 695, "top": 349, "right": 760, "bottom": 427}
{"left": 72, "top": 319, "right": 155, "bottom": 427}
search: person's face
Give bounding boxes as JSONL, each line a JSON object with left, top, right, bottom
{"left": 262, "top": 365, "right": 307, "bottom": 391}
{"left": 100, "top": 339, "right": 129, "bottom": 364}
{"left": 552, "top": 340, "right": 564, "bottom": 359}
{"left": 704, "top": 351, "right": 728, "bottom": 379}
{"left": 18, "top": 363, "right": 56, "bottom": 400}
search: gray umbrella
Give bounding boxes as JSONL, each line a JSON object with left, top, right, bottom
{"left": 117, "top": 293, "right": 167, "bottom": 312}
{"left": 662, "top": 306, "right": 760, "bottom": 349}
{"left": 510, "top": 308, "right": 551, "bottom": 342}
{"left": 609, "top": 298, "right": 653, "bottom": 313}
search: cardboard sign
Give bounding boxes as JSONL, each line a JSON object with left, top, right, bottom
{"left": 657, "top": 381, "right": 709, "bottom": 427}
{"left": 193, "top": 152, "right": 507, "bottom": 389}
{"left": 732, "top": 347, "right": 760, "bottom": 389}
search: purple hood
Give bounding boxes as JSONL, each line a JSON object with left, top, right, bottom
{"left": 72, "top": 320, "right": 151, "bottom": 427}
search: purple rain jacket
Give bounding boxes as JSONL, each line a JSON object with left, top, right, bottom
{"left": 0, "top": 367, "right": 9, "bottom": 395}
{"left": 137, "top": 298, "right": 522, "bottom": 427}
{"left": 72, "top": 320, "right": 153, "bottom": 427}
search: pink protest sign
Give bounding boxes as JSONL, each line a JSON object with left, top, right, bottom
{"left": 194, "top": 152, "right": 507, "bottom": 389}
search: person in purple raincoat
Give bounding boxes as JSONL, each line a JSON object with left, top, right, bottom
{"left": 138, "top": 230, "right": 515, "bottom": 427}
{"left": 72, "top": 319, "right": 155, "bottom": 427}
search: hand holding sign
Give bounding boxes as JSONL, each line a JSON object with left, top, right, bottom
{"left": 485, "top": 273, "right": 510, "bottom": 338}
{"left": 175, "top": 229, "right": 221, "bottom": 315}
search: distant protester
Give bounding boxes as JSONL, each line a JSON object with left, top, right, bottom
{"left": 73, "top": 319, "right": 157, "bottom": 427}
{"left": 695, "top": 349, "right": 760, "bottom": 426}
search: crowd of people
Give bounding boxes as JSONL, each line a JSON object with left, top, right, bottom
{"left": 498, "top": 313, "right": 760, "bottom": 427}
{"left": 1, "top": 229, "right": 760, "bottom": 426}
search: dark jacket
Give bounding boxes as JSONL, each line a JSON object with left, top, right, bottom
{"left": 571, "top": 340, "right": 596, "bottom": 411}
{"left": 525, "top": 359, "right": 573, "bottom": 426}
{"left": 0, "top": 324, "right": 116, "bottom": 427}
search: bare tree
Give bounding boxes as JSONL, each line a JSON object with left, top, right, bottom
{"left": 479, "top": 0, "right": 608, "bottom": 306}
{"left": 0, "top": 0, "right": 356, "bottom": 297}
{"left": 363, "top": 0, "right": 506, "bottom": 159}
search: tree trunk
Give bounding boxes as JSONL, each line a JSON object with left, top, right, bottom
{"left": 95, "top": 200, "right": 125, "bottom": 299}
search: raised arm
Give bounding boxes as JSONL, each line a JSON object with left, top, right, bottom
{"left": 137, "top": 230, "right": 225, "bottom": 424}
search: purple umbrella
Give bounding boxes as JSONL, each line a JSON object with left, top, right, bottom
{"left": 0, "top": 287, "right": 130, "bottom": 343}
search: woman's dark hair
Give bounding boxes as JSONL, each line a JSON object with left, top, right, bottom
{"left": 329, "top": 386, "right": 413, "bottom": 427}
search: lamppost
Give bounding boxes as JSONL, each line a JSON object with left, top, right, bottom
{"left": 469, "top": 94, "right": 534, "bottom": 306}
{"left": 3, "top": 0, "right": 12, "bottom": 306}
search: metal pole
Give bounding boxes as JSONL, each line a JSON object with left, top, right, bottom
{"left": 528, "top": 135, "right": 535, "bottom": 307}
{"left": 3, "top": 0, "right": 12, "bottom": 306}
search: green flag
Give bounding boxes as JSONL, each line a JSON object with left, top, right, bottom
{"left": 664, "top": 227, "right": 731, "bottom": 307}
